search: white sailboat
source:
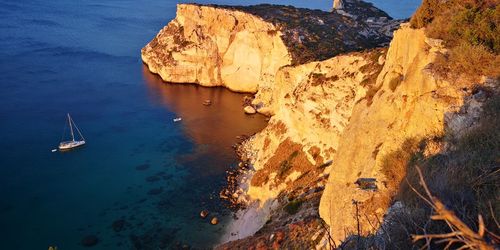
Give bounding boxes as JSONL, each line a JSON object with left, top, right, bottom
{"left": 59, "top": 113, "right": 86, "bottom": 150}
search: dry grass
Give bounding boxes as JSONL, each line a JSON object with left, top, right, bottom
{"left": 432, "top": 43, "right": 500, "bottom": 82}
{"left": 397, "top": 92, "right": 499, "bottom": 248}
{"left": 250, "top": 138, "right": 316, "bottom": 187}
{"left": 410, "top": 0, "right": 500, "bottom": 80}
{"left": 353, "top": 90, "right": 500, "bottom": 249}
{"left": 410, "top": 167, "right": 497, "bottom": 250}
{"left": 381, "top": 138, "right": 421, "bottom": 192}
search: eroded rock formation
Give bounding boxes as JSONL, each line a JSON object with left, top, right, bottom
{"left": 318, "top": 24, "right": 468, "bottom": 243}
{"left": 142, "top": 1, "right": 491, "bottom": 247}
{"left": 141, "top": 4, "right": 291, "bottom": 92}
{"left": 142, "top": 3, "right": 399, "bottom": 93}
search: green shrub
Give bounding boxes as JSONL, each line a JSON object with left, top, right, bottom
{"left": 278, "top": 150, "right": 299, "bottom": 178}
{"left": 410, "top": 0, "right": 452, "bottom": 28}
{"left": 283, "top": 199, "right": 303, "bottom": 214}
{"left": 452, "top": 6, "right": 500, "bottom": 53}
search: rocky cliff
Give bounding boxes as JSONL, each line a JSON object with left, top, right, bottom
{"left": 318, "top": 24, "right": 467, "bottom": 243}
{"left": 142, "top": 1, "right": 495, "bottom": 248}
{"left": 142, "top": 3, "right": 399, "bottom": 93}
{"left": 220, "top": 24, "right": 477, "bottom": 247}
{"left": 141, "top": 4, "right": 291, "bottom": 92}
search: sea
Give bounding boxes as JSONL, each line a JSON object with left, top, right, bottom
{"left": 0, "top": 0, "right": 420, "bottom": 249}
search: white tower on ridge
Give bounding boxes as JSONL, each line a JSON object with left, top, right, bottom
{"left": 333, "top": 0, "right": 344, "bottom": 10}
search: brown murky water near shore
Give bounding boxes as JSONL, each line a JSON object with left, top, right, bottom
{"left": 142, "top": 65, "right": 268, "bottom": 173}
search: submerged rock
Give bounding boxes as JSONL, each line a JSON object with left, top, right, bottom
{"left": 135, "top": 164, "right": 150, "bottom": 171}
{"left": 112, "top": 219, "right": 126, "bottom": 232}
{"left": 147, "top": 188, "right": 163, "bottom": 195}
{"left": 145, "top": 176, "right": 161, "bottom": 182}
{"left": 81, "top": 235, "right": 99, "bottom": 247}
{"left": 203, "top": 99, "right": 212, "bottom": 106}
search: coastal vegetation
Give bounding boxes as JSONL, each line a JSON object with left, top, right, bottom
{"left": 411, "top": 0, "right": 500, "bottom": 79}
{"left": 376, "top": 88, "right": 500, "bottom": 249}
{"left": 283, "top": 199, "right": 303, "bottom": 215}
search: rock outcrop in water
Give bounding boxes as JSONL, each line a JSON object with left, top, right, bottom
{"left": 142, "top": 0, "right": 497, "bottom": 248}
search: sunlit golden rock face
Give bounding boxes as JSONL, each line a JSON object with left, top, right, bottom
{"left": 235, "top": 24, "right": 476, "bottom": 244}
{"left": 246, "top": 52, "right": 378, "bottom": 202}
{"left": 142, "top": 3, "right": 398, "bottom": 95}
{"left": 141, "top": 4, "right": 292, "bottom": 93}
{"left": 318, "top": 24, "right": 472, "bottom": 243}
{"left": 142, "top": 2, "right": 486, "bottom": 246}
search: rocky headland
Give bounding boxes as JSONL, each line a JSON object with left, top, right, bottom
{"left": 141, "top": 2, "right": 401, "bottom": 93}
{"left": 142, "top": 0, "right": 499, "bottom": 248}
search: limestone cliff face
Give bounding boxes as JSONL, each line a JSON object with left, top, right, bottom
{"left": 247, "top": 53, "right": 379, "bottom": 202}
{"left": 141, "top": 4, "right": 292, "bottom": 92}
{"left": 142, "top": 2, "right": 482, "bottom": 246}
{"left": 221, "top": 49, "right": 387, "bottom": 243}
{"left": 142, "top": 3, "right": 398, "bottom": 94}
{"left": 318, "top": 24, "right": 468, "bottom": 242}
{"left": 230, "top": 24, "right": 473, "bottom": 245}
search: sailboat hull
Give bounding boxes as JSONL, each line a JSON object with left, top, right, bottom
{"left": 58, "top": 140, "right": 85, "bottom": 150}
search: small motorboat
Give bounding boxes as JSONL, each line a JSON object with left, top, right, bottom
{"left": 203, "top": 99, "right": 212, "bottom": 106}
{"left": 173, "top": 117, "right": 182, "bottom": 122}
{"left": 59, "top": 113, "right": 86, "bottom": 151}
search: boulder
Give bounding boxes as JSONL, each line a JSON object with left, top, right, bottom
{"left": 378, "top": 55, "right": 386, "bottom": 65}
{"left": 200, "top": 210, "right": 209, "bottom": 219}
{"left": 244, "top": 106, "right": 256, "bottom": 114}
{"left": 112, "top": 219, "right": 126, "bottom": 232}
{"left": 210, "top": 217, "right": 219, "bottom": 225}
{"left": 257, "top": 106, "right": 273, "bottom": 116}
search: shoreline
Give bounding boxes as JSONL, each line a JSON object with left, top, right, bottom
{"left": 142, "top": 66, "right": 270, "bottom": 248}
{"left": 218, "top": 137, "right": 273, "bottom": 244}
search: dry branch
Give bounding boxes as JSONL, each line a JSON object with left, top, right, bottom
{"left": 411, "top": 167, "right": 496, "bottom": 250}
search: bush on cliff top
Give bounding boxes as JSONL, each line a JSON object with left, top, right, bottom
{"left": 411, "top": 0, "right": 500, "bottom": 79}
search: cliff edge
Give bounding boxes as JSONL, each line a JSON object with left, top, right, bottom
{"left": 141, "top": 3, "right": 400, "bottom": 93}
{"left": 142, "top": 0, "right": 498, "bottom": 248}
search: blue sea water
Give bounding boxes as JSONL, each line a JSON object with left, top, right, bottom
{"left": 0, "top": 0, "right": 420, "bottom": 249}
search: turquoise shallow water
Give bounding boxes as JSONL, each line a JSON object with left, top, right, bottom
{"left": 0, "top": 0, "right": 419, "bottom": 249}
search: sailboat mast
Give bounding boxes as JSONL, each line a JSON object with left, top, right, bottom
{"left": 68, "top": 113, "right": 75, "bottom": 141}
